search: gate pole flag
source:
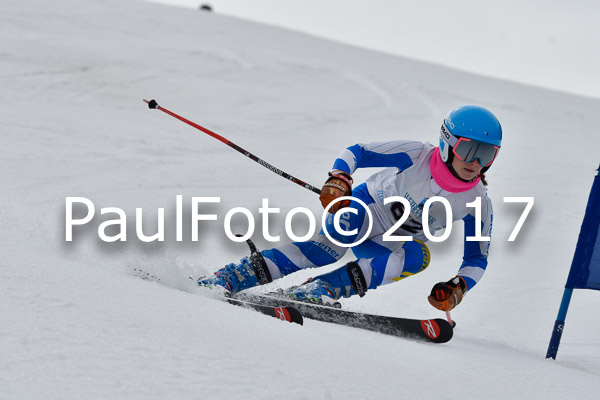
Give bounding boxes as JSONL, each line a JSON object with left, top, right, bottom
{"left": 546, "top": 164, "right": 600, "bottom": 359}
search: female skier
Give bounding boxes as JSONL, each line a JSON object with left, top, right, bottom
{"left": 198, "top": 105, "right": 501, "bottom": 312}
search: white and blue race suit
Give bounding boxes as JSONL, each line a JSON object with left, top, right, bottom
{"left": 261, "top": 140, "right": 493, "bottom": 292}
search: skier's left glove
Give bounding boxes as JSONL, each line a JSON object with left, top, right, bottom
{"left": 427, "top": 276, "right": 467, "bottom": 311}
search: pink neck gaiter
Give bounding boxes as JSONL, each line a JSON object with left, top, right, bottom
{"left": 430, "top": 148, "right": 480, "bottom": 193}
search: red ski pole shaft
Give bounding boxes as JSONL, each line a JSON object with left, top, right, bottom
{"left": 144, "top": 99, "right": 321, "bottom": 195}
{"left": 445, "top": 311, "right": 456, "bottom": 328}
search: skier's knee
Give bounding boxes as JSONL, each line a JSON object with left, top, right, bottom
{"left": 402, "top": 239, "right": 430, "bottom": 275}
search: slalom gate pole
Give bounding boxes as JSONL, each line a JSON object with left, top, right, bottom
{"left": 143, "top": 99, "right": 321, "bottom": 195}
{"left": 546, "top": 288, "right": 574, "bottom": 359}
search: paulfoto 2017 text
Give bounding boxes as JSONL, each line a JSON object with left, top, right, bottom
{"left": 64, "top": 196, "right": 533, "bottom": 244}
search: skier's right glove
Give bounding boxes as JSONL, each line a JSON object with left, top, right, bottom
{"left": 427, "top": 276, "right": 467, "bottom": 311}
{"left": 320, "top": 170, "right": 353, "bottom": 213}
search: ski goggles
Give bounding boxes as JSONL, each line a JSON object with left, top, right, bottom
{"left": 452, "top": 137, "right": 499, "bottom": 167}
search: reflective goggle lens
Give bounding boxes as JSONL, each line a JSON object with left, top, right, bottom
{"left": 453, "top": 137, "right": 499, "bottom": 167}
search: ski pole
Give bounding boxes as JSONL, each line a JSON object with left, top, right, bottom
{"left": 143, "top": 99, "right": 321, "bottom": 195}
{"left": 446, "top": 311, "right": 456, "bottom": 328}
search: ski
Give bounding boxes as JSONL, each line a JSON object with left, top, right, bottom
{"left": 225, "top": 296, "right": 304, "bottom": 325}
{"left": 234, "top": 293, "right": 453, "bottom": 343}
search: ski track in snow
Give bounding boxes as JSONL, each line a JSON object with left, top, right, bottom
{"left": 2, "top": 0, "right": 600, "bottom": 398}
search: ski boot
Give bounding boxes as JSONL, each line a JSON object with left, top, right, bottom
{"left": 197, "top": 258, "right": 257, "bottom": 294}
{"left": 286, "top": 278, "right": 340, "bottom": 307}
{"left": 286, "top": 262, "right": 369, "bottom": 307}
{"left": 197, "top": 240, "right": 273, "bottom": 295}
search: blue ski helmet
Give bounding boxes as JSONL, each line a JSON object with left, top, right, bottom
{"left": 439, "top": 105, "right": 502, "bottom": 168}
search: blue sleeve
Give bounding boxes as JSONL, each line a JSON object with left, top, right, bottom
{"left": 331, "top": 141, "right": 425, "bottom": 174}
{"left": 458, "top": 195, "right": 493, "bottom": 291}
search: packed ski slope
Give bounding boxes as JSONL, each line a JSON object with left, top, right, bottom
{"left": 1, "top": 0, "right": 599, "bottom": 399}
{"left": 152, "top": 0, "right": 600, "bottom": 100}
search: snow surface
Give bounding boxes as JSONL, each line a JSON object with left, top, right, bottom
{"left": 1, "top": 0, "right": 600, "bottom": 398}
{"left": 149, "top": 0, "right": 600, "bottom": 100}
